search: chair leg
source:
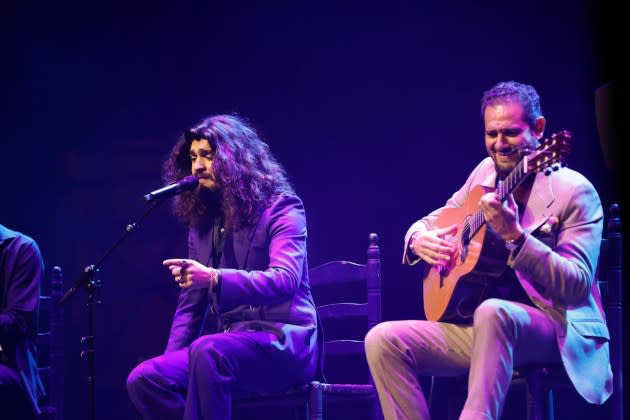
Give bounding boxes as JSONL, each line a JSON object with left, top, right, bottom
{"left": 446, "top": 380, "right": 466, "bottom": 420}
{"left": 525, "top": 370, "right": 539, "bottom": 420}
{"left": 525, "top": 369, "right": 555, "bottom": 420}
{"left": 543, "top": 389, "right": 554, "bottom": 420}
{"left": 308, "top": 383, "right": 322, "bottom": 420}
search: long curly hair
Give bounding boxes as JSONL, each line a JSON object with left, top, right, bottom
{"left": 480, "top": 81, "right": 543, "bottom": 129}
{"left": 162, "top": 114, "right": 294, "bottom": 231}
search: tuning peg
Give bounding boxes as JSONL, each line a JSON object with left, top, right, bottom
{"left": 544, "top": 168, "right": 552, "bottom": 176}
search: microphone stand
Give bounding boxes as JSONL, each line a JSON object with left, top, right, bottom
{"left": 58, "top": 199, "right": 164, "bottom": 420}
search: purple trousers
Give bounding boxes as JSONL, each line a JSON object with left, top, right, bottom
{"left": 365, "top": 298, "right": 562, "bottom": 420}
{"left": 127, "top": 330, "right": 314, "bottom": 420}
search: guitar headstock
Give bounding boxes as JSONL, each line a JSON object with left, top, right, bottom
{"left": 527, "top": 130, "right": 571, "bottom": 175}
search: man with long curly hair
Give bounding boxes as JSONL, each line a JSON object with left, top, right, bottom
{"left": 126, "top": 114, "right": 319, "bottom": 419}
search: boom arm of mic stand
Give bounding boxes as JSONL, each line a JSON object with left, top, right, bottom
{"left": 57, "top": 199, "right": 163, "bottom": 306}
{"left": 58, "top": 265, "right": 98, "bottom": 305}
{"left": 54, "top": 197, "right": 164, "bottom": 420}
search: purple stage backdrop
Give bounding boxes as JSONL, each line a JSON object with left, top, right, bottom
{"left": 1, "top": 1, "right": 622, "bottom": 419}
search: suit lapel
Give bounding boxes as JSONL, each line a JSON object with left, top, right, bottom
{"left": 223, "top": 225, "right": 257, "bottom": 269}
{"left": 196, "top": 229, "right": 213, "bottom": 267}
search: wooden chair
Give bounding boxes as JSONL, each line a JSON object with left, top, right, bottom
{"left": 600, "top": 203, "right": 623, "bottom": 420}
{"left": 234, "top": 233, "right": 382, "bottom": 419}
{"left": 37, "top": 266, "right": 64, "bottom": 420}
{"left": 440, "top": 203, "right": 623, "bottom": 420}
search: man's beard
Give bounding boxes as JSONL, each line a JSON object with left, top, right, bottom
{"left": 494, "top": 161, "right": 516, "bottom": 180}
{"left": 194, "top": 188, "right": 223, "bottom": 231}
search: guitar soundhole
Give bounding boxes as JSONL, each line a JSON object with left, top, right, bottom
{"left": 462, "top": 225, "right": 471, "bottom": 245}
{"left": 460, "top": 225, "right": 470, "bottom": 262}
{"left": 456, "top": 295, "right": 478, "bottom": 321}
{"left": 460, "top": 244, "right": 468, "bottom": 263}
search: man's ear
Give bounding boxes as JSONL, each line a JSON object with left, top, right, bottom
{"left": 534, "top": 116, "right": 546, "bottom": 140}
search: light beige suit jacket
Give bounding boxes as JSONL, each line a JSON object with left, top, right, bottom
{"left": 404, "top": 157, "right": 612, "bottom": 404}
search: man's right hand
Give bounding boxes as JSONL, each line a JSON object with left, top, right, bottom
{"left": 410, "top": 224, "right": 458, "bottom": 266}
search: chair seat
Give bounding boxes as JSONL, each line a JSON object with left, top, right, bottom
{"left": 443, "top": 364, "right": 572, "bottom": 388}
{"left": 317, "top": 382, "right": 375, "bottom": 396}
{"left": 235, "top": 383, "right": 311, "bottom": 407}
{"left": 512, "top": 364, "right": 572, "bottom": 389}
{"left": 235, "top": 381, "right": 376, "bottom": 405}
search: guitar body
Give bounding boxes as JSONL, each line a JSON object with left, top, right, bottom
{"left": 422, "top": 184, "right": 509, "bottom": 322}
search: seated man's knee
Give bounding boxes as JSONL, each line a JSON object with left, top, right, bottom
{"left": 127, "top": 359, "right": 156, "bottom": 394}
{"left": 365, "top": 322, "right": 398, "bottom": 362}
{"left": 473, "top": 298, "right": 515, "bottom": 329}
{"left": 188, "top": 335, "right": 224, "bottom": 376}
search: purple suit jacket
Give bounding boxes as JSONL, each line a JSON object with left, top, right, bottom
{"left": 0, "top": 225, "right": 45, "bottom": 414}
{"left": 404, "top": 157, "right": 612, "bottom": 404}
{"left": 165, "top": 194, "right": 319, "bottom": 379}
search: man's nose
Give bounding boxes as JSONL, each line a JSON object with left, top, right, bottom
{"left": 495, "top": 133, "right": 509, "bottom": 149}
{"left": 193, "top": 160, "right": 204, "bottom": 171}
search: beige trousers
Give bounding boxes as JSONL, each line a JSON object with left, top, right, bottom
{"left": 365, "top": 298, "right": 561, "bottom": 420}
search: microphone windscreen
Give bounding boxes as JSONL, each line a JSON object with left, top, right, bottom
{"left": 179, "top": 175, "right": 199, "bottom": 189}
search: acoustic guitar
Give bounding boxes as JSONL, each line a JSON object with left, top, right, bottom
{"left": 422, "top": 131, "right": 571, "bottom": 322}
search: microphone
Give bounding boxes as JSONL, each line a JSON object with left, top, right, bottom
{"left": 143, "top": 175, "right": 199, "bottom": 201}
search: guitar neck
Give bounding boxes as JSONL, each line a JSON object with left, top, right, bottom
{"left": 466, "top": 158, "right": 530, "bottom": 243}
{"left": 497, "top": 157, "right": 531, "bottom": 201}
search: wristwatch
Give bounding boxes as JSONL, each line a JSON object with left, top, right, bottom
{"left": 505, "top": 232, "right": 526, "bottom": 252}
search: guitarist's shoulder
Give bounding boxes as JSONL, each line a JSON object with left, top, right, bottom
{"left": 478, "top": 157, "right": 495, "bottom": 170}
{"left": 550, "top": 166, "right": 596, "bottom": 189}
{"left": 547, "top": 166, "right": 600, "bottom": 205}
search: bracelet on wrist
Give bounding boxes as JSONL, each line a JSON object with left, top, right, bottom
{"left": 408, "top": 231, "right": 420, "bottom": 256}
{"left": 505, "top": 231, "right": 526, "bottom": 252}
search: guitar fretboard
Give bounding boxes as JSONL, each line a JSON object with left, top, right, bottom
{"left": 460, "top": 157, "right": 529, "bottom": 246}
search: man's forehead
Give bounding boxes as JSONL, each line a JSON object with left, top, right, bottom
{"left": 190, "top": 139, "right": 213, "bottom": 150}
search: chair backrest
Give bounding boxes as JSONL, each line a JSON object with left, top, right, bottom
{"left": 599, "top": 203, "right": 623, "bottom": 420}
{"left": 37, "top": 266, "right": 64, "bottom": 420}
{"left": 309, "top": 233, "right": 381, "bottom": 384}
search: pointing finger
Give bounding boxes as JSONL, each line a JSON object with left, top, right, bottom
{"left": 163, "top": 259, "right": 187, "bottom": 267}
